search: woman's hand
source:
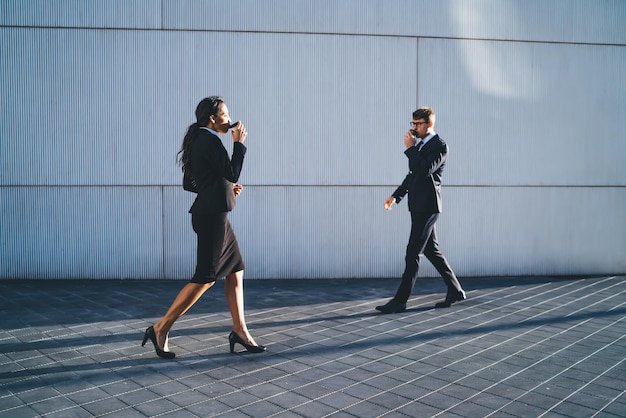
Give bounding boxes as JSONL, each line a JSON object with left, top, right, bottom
{"left": 233, "top": 184, "right": 243, "bottom": 197}
{"left": 231, "top": 122, "right": 247, "bottom": 144}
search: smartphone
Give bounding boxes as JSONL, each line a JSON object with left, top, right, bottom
{"left": 230, "top": 121, "right": 240, "bottom": 129}
{"left": 410, "top": 129, "right": 418, "bottom": 137}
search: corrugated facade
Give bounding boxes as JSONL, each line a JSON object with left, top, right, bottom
{"left": 1, "top": 0, "right": 625, "bottom": 279}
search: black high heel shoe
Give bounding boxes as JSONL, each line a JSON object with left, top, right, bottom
{"left": 141, "top": 326, "right": 175, "bottom": 359}
{"left": 229, "top": 331, "right": 266, "bottom": 353}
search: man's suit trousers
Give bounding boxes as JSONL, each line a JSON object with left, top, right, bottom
{"left": 394, "top": 212, "right": 462, "bottom": 303}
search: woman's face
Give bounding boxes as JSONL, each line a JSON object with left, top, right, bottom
{"left": 210, "top": 103, "right": 232, "bottom": 134}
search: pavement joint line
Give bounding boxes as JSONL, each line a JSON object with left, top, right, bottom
{"left": 0, "top": 276, "right": 626, "bottom": 415}
{"left": 3, "top": 287, "right": 377, "bottom": 346}
{"left": 0, "top": 280, "right": 577, "bottom": 408}
{"left": 0, "top": 282, "right": 506, "bottom": 369}
{"left": 3, "top": 295, "right": 437, "bottom": 416}
{"left": 152, "top": 294, "right": 407, "bottom": 349}
{"left": 142, "top": 290, "right": 458, "bottom": 368}
{"left": 207, "top": 281, "right": 622, "bottom": 417}
{"left": 0, "top": 294, "right": 588, "bottom": 396}
{"left": 335, "top": 291, "right": 626, "bottom": 417}
{"left": 316, "top": 285, "right": 626, "bottom": 416}
{"left": 589, "top": 389, "right": 626, "bottom": 418}
{"left": 106, "top": 289, "right": 526, "bottom": 417}
{"left": 346, "top": 284, "right": 526, "bottom": 347}
{"left": 451, "top": 315, "right": 626, "bottom": 418}
{"left": 1, "top": 312, "right": 247, "bottom": 371}
{"left": 280, "top": 312, "right": 557, "bottom": 418}
{"left": 538, "top": 357, "right": 626, "bottom": 418}
{"left": 564, "top": 290, "right": 626, "bottom": 318}
{"left": 519, "top": 277, "right": 623, "bottom": 323}
{"left": 490, "top": 322, "right": 626, "bottom": 416}
{"left": 234, "top": 282, "right": 519, "bottom": 356}
{"left": 143, "top": 301, "right": 387, "bottom": 369}
{"left": 246, "top": 279, "right": 551, "bottom": 336}
{"left": 380, "top": 315, "right": 613, "bottom": 417}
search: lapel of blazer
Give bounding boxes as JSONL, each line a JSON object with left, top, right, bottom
{"left": 420, "top": 134, "right": 440, "bottom": 152}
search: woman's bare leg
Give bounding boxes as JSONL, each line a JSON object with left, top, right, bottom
{"left": 153, "top": 282, "right": 214, "bottom": 350}
{"left": 224, "top": 270, "right": 258, "bottom": 346}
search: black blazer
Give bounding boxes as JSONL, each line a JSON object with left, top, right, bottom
{"left": 392, "top": 134, "right": 448, "bottom": 213}
{"left": 188, "top": 129, "right": 246, "bottom": 214}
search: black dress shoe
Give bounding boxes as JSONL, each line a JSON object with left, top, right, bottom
{"left": 435, "top": 289, "right": 466, "bottom": 308}
{"left": 375, "top": 299, "right": 407, "bottom": 314}
{"left": 141, "top": 326, "right": 175, "bottom": 359}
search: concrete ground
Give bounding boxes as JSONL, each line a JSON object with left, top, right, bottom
{"left": 1, "top": 275, "right": 625, "bottom": 417}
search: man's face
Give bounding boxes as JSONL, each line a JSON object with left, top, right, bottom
{"left": 411, "top": 118, "right": 430, "bottom": 139}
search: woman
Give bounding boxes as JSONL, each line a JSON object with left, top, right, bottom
{"left": 142, "top": 96, "right": 265, "bottom": 358}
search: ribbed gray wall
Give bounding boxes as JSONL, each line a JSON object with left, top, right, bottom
{"left": 1, "top": 0, "right": 625, "bottom": 279}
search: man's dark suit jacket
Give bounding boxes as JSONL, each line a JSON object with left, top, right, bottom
{"left": 392, "top": 134, "right": 448, "bottom": 214}
{"left": 188, "top": 129, "right": 246, "bottom": 214}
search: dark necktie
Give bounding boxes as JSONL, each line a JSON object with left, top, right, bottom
{"left": 416, "top": 141, "right": 423, "bottom": 151}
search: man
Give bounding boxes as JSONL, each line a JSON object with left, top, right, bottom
{"left": 376, "top": 107, "right": 466, "bottom": 314}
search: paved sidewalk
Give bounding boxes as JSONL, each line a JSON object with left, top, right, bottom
{"left": 1, "top": 276, "right": 625, "bottom": 417}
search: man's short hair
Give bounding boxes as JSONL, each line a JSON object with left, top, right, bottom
{"left": 412, "top": 107, "right": 435, "bottom": 124}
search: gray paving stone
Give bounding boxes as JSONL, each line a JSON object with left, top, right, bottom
{"left": 318, "top": 392, "right": 363, "bottom": 410}
{"left": 79, "top": 398, "right": 129, "bottom": 416}
{"left": 239, "top": 399, "right": 291, "bottom": 417}
{"left": 1, "top": 276, "right": 624, "bottom": 417}
{"left": 99, "top": 379, "right": 144, "bottom": 396}
{"left": 43, "top": 406, "right": 95, "bottom": 418}
{"left": 447, "top": 401, "right": 496, "bottom": 417}
{"left": 218, "top": 390, "right": 262, "bottom": 409}
{"left": 166, "top": 388, "right": 213, "bottom": 408}
{"left": 64, "top": 386, "right": 111, "bottom": 404}
{"left": 549, "top": 400, "right": 605, "bottom": 417}
{"left": 498, "top": 400, "right": 550, "bottom": 416}
{"left": 156, "top": 410, "right": 200, "bottom": 418}
{"left": 600, "top": 398, "right": 626, "bottom": 417}
{"left": 133, "top": 398, "right": 181, "bottom": 417}
{"left": 482, "top": 383, "right": 528, "bottom": 401}
{"left": 290, "top": 401, "right": 338, "bottom": 417}
{"left": 183, "top": 399, "right": 233, "bottom": 416}
{"left": 268, "top": 391, "right": 312, "bottom": 410}
{"left": 271, "top": 410, "right": 317, "bottom": 418}
{"left": 0, "top": 404, "right": 40, "bottom": 418}
{"left": 469, "top": 392, "right": 512, "bottom": 411}
{"left": 115, "top": 388, "right": 163, "bottom": 406}
{"left": 395, "top": 401, "right": 441, "bottom": 417}
{"left": 342, "top": 400, "right": 394, "bottom": 418}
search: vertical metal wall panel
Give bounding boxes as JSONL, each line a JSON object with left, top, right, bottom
{"left": 163, "top": 185, "right": 626, "bottom": 279}
{"left": 0, "top": 186, "right": 163, "bottom": 279}
{"left": 171, "top": 31, "right": 416, "bottom": 186}
{"left": 0, "top": 0, "right": 161, "bottom": 28}
{"left": 163, "top": 186, "right": 197, "bottom": 280}
{"left": 163, "top": 185, "right": 416, "bottom": 279}
{"left": 419, "top": 38, "right": 626, "bottom": 187}
{"left": 202, "top": 186, "right": 419, "bottom": 279}
{"left": 164, "top": 0, "right": 444, "bottom": 37}
{"left": 442, "top": 187, "right": 626, "bottom": 276}
{"left": 163, "top": 0, "right": 626, "bottom": 45}
{"left": 1, "top": 0, "right": 624, "bottom": 280}
{"left": 446, "top": 0, "right": 626, "bottom": 44}
{"left": 0, "top": 28, "right": 415, "bottom": 187}
{"left": 0, "top": 27, "right": 187, "bottom": 186}
{"left": 212, "top": 32, "right": 417, "bottom": 186}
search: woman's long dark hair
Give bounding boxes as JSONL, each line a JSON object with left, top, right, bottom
{"left": 177, "top": 96, "right": 225, "bottom": 173}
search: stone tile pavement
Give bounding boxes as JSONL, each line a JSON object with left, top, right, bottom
{"left": 0, "top": 275, "right": 625, "bottom": 417}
